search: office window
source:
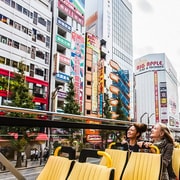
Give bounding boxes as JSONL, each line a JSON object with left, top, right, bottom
{"left": 16, "top": 4, "right": 22, "bottom": 12}
{"left": 23, "top": 8, "right": 29, "bottom": 16}
{"left": 31, "top": 46, "right": 36, "bottom": 59}
{"left": 35, "top": 68, "right": 44, "bottom": 76}
{"left": 0, "top": 14, "right": 7, "bottom": 23}
{"left": 1, "top": 36, "right": 7, "bottom": 44}
{"left": 37, "top": 33, "right": 45, "bottom": 42}
{"left": 6, "top": 58, "right": 10, "bottom": 66}
{"left": 86, "top": 110, "right": 91, "bottom": 114}
{"left": 22, "top": 26, "right": 28, "bottom": 34}
{"left": 87, "top": 67, "right": 91, "bottom": 72}
{"left": 45, "top": 52, "right": 49, "bottom": 64}
{"left": 13, "top": 41, "right": 19, "bottom": 49}
{"left": 47, "top": 20, "right": 51, "bottom": 32}
{"left": 11, "top": 1, "right": 15, "bottom": 8}
{"left": 46, "top": 36, "right": 50, "bottom": 48}
{"left": 36, "top": 50, "right": 44, "bottom": 59}
{"left": 87, "top": 95, "right": 91, "bottom": 100}
{"left": 38, "top": 17, "right": 46, "bottom": 26}
{"left": 14, "top": 22, "right": 21, "bottom": 30}
{"left": 33, "top": 11, "right": 38, "bottom": 25}
{"left": 9, "top": 19, "right": 13, "bottom": 26}
{"left": 5, "top": 0, "right": 10, "bottom": 5}
{"left": 12, "top": 60, "right": 18, "bottom": 68}
{"left": 0, "top": 56, "right": 5, "bottom": 64}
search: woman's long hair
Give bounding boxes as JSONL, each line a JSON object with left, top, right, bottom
{"left": 158, "top": 123, "right": 174, "bottom": 144}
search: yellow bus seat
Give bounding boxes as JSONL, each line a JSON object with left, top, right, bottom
{"left": 121, "top": 152, "right": 162, "bottom": 180}
{"left": 99, "top": 149, "right": 128, "bottom": 180}
{"left": 172, "top": 148, "right": 180, "bottom": 179}
{"left": 67, "top": 162, "right": 114, "bottom": 180}
{"left": 36, "top": 156, "right": 75, "bottom": 180}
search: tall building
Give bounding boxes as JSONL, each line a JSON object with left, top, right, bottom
{"left": 0, "top": 0, "right": 52, "bottom": 111}
{"left": 50, "top": 0, "right": 85, "bottom": 113}
{"left": 85, "top": 0, "right": 133, "bottom": 119}
{"left": 134, "top": 53, "right": 180, "bottom": 139}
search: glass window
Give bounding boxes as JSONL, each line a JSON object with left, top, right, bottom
{"left": 31, "top": 46, "right": 36, "bottom": 59}
{"left": 47, "top": 20, "right": 51, "bottom": 32}
{"left": 12, "top": 60, "right": 18, "bottom": 68}
{"left": 8, "top": 38, "right": 12, "bottom": 46}
{"left": 0, "top": 15, "right": 7, "bottom": 24}
{"left": 22, "top": 26, "right": 28, "bottom": 34}
{"left": 33, "top": 11, "right": 38, "bottom": 25}
{"left": 16, "top": 4, "right": 22, "bottom": 12}
{"left": 9, "top": 19, "right": 13, "bottom": 26}
{"left": 1, "top": 36, "right": 7, "bottom": 44}
{"left": 14, "top": 22, "right": 21, "bottom": 30}
{"left": 30, "top": 71, "right": 34, "bottom": 77}
{"left": 32, "top": 28, "right": 37, "bottom": 41}
{"left": 30, "top": 63, "right": 34, "bottom": 70}
{"left": 13, "top": 41, "right": 19, "bottom": 49}
{"left": 23, "top": 8, "right": 29, "bottom": 16}
{"left": 26, "top": 65, "right": 29, "bottom": 72}
{"left": 6, "top": 58, "right": 11, "bottom": 66}
{"left": 37, "top": 33, "right": 45, "bottom": 42}
{"left": 36, "top": 50, "right": 44, "bottom": 59}
{"left": 20, "top": 44, "right": 27, "bottom": 52}
{"left": 5, "top": 0, "right": 10, "bottom": 5}
{"left": 87, "top": 95, "right": 91, "bottom": 100}
{"left": 30, "top": 12, "right": 33, "bottom": 19}
{"left": 38, "top": 17, "right": 46, "bottom": 26}
{"left": 46, "top": 36, "right": 50, "bottom": 48}
{"left": 11, "top": 1, "right": 15, "bottom": 8}
{"left": 0, "top": 56, "right": 5, "bottom": 64}
{"left": 45, "top": 52, "right": 49, "bottom": 64}
{"left": 35, "top": 68, "right": 44, "bottom": 76}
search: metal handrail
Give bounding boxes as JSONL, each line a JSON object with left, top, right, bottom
{"left": 0, "top": 153, "right": 25, "bottom": 180}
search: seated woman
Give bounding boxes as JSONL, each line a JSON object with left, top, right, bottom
{"left": 115, "top": 123, "right": 147, "bottom": 152}
{"left": 144, "top": 123, "right": 176, "bottom": 180}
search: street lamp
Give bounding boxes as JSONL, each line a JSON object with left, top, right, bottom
{"left": 48, "top": 85, "right": 62, "bottom": 155}
{"left": 51, "top": 85, "right": 62, "bottom": 112}
{"left": 140, "top": 112, "right": 155, "bottom": 140}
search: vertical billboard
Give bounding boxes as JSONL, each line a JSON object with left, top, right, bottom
{"left": 160, "top": 82, "right": 168, "bottom": 124}
{"left": 87, "top": 33, "right": 100, "bottom": 113}
{"left": 71, "top": 32, "right": 85, "bottom": 112}
{"left": 154, "top": 71, "right": 159, "bottom": 122}
{"left": 98, "top": 59, "right": 104, "bottom": 116}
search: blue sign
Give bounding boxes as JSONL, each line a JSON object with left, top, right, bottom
{"left": 56, "top": 72, "right": 70, "bottom": 82}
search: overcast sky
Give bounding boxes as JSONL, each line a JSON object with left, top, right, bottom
{"left": 132, "top": 0, "right": 180, "bottom": 80}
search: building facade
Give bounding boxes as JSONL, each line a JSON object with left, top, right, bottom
{"left": 0, "top": 0, "right": 52, "bottom": 110}
{"left": 50, "top": 0, "right": 85, "bottom": 113}
{"left": 134, "top": 53, "right": 180, "bottom": 138}
{"left": 85, "top": 0, "right": 133, "bottom": 119}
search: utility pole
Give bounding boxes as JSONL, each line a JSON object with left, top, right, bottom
{"left": 48, "top": 85, "right": 62, "bottom": 155}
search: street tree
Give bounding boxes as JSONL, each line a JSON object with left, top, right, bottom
{"left": 63, "top": 77, "right": 81, "bottom": 144}
{"left": 0, "top": 62, "right": 38, "bottom": 167}
{"left": 115, "top": 96, "right": 127, "bottom": 120}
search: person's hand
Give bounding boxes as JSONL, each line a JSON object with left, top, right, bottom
{"left": 137, "top": 141, "right": 144, "bottom": 148}
{"left": 121, "top": 140, "right": 127, "bottom": 144}
{"left": 144, "top": 142, "right": 152, "bottom": 148}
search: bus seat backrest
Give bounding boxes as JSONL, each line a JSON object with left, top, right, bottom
{"left": 67, "top": 162, "right": 114, "bottom": 180}
{"left": 99, "top": 149, "right": 128, "bottom": 180}
{"left": 36, "top": 156, "right": 75, "bottom": 180}
{"left": 172, "top": 148, "right": 180, "bottom": 179}
{"left": 121, "top": 152, "right": 162, "bottom": 180}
